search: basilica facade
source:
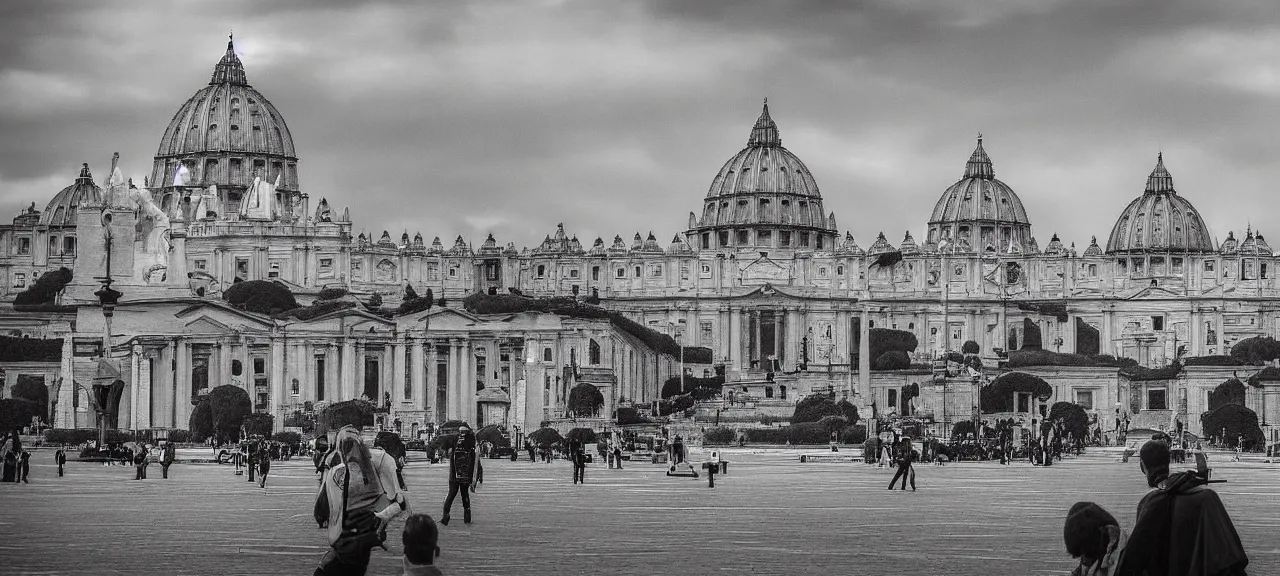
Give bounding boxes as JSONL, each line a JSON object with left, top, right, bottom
{"left": 2, "top": 39, "right": 1278, "bottom": 442}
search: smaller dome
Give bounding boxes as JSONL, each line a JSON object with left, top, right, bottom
{"left": 40, "top": 163, "right": 102, "bottom": 226}
{"left": 1106, "top": 154, "right": 1216, "bottom": 254}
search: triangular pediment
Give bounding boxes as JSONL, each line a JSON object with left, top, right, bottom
{"left": 184, "top": 315, "right": 233, "bottom": 334}
{"left": 174, "top": 300, "right": 275, "bottom": 330}
{"left": 412, "top": 307, "right": 484, "bottom": 328}
{"left": 740, "top": 255, "right": 793, "bottom": 286}
{"left": 1123, "top": 285, "right": 1184, "bottom": 300}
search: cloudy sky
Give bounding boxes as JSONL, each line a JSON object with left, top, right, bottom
{"left": 3, "top": 0, "right": 1279, "bottom": 250}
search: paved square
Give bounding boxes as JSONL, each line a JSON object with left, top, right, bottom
{"left": 1, "top": 448, "right": 1276, "bottom": 575}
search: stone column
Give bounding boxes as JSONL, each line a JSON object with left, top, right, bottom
{"left": 270, "top": 336, "right": 285, "bottom": 432}
{"left": 728, "top": 306, "right": 741, "bottom": 373}
{"left": 393, "top": 337, "right": 407, "bottom": 414}
{"left": 425, "top": 342, "right": 438, "bottom": 418}
{"left": 448, "top": 340, "right": 460, "bottom": 420}
{"left": 176, "top": 340, "right": 192, "bottom": 430}
{"left": 57, "top": 337, "right": 74, "bottom": 428}
{"left": 410, "top": 336, "right": 424, "bottom": 411}
{"left": 384, "top": 342, "right": 395, "bottom": 408}
{"left": 785, "top": 307, "right": 800, "bottom": 370}
{"left": 1102, "top": 309, "right": 1114, "bottom": 356}
{"left": 342, "top": 338, "right": 357, "bottom": 401}
{"left": 355, "top": 340, "right": 367, "bottom": 400}
{"left": 130, "top": 343, "right": 142, "bottom": 431}
{"left": 859, "top": 307, "right": 871, "bottom": 400}
{"left": 461, "top": 339, "right": 473, "bottom": 424}
{"left": 749, "top": 310, "right": 760, "bottom": 369}
{"left": 219, "top": 339, "right": 232, "bottom": 391}
{"left": 772, "top": 310, "right": 783, "bottom": 364}
{"left": 328, "top": 343, "right": 340, "bottom": 402}
{"left": 242, "top": 339, "right": 254, "bottom": 394}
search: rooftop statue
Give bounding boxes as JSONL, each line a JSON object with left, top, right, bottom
{"left": 240, "top": 170, "right": 280, "bottom": 221}
{"left": 194, "top": 184, "right": 221, "bottom": 220}
{"left": 129, "top": 180, "right": 171, "bottom": 283}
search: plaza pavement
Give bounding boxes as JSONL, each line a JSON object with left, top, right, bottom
{"left": 0, "top": 447, "right": 1276, "bottom": 575}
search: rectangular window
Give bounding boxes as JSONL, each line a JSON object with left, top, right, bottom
{"left": 719, "top": 231, "right": 730, "bottom": 247}
{"left": 1204, "top": 261, "right": 1215, "bottom": 272}
{"left": 569, "top": 268, "right": 579, "bottom": 279}
{"left": 427, "top": 262, "right": 440, "bottom": 281}
{"left": 268, "top": 262, "right": 280, "bottom": 278}
{"left": 449, "top": 267, "right": 457, "bottom": 277}
{"left": 700, "top": 321, "right": 713, "bottom": 344}
{"left": 1152, "top": 316, "right": 1164, "bottom": 331}
{"left": 536, "top": 265, "right": 546, "bottom": 278}
{"left": 63, "top": 236, "right": 76, "bottom": 256}
{"left": 616, "top": 268, "right": 625, "bottom": 278}
{"left": 315, "top": 356, "right": 326, "bottom": 401}
{"left": 779, "top": 231, "right": 791, "bottom": 246}
{"left": 816, "top": 234, "right": 825, "bottom": 249}
{"left": 1148, "top": 388, "right": 1167, "bottom": 410}
{"left": 49, "top": 236, "right": 57, "bottom": 255}
{"left": 700, "top": 263, "right": 712, "bottom": 278}
{"left": 757, "top": 230, "right": 772, "bottom": 245}
{"left": 236, "top": 258, "right": 250, "bottom": 278}
{"left": 195, "top": 259, "right": 207, "bottom": 270}
{"left": 736, "top": 230, "right": 748, "bottom": 245}
{"left": 1263, "top": 263, "right": 1269, "bottom": 280}
{"left": 592, "top": 266, "right": 600, "bottom": 281}
{"left": 887, "top": 389, "right": 898, "bottom": 411}
{"left": 13, "top": 273, "right": 25, "bottom": 288}
{"left": 1133, "top": 258, "right": 1145, "bottom": 275}
{"left": 1075, "top": 389, "right": 1094, "bottom": 410}
{"left": 634, "top": 266, "right": 641, "bottom": 278}
{"left": 1017, "top": 393, "right": 1031, "bottom": 413}
{"left": 17, "top": 237, "right": 30, "bottom": 255}
{"left": 1172, "top": 257, "right": 1184, "bottom": 275}
{"left": 319, "top": 258, "right": 333, "bottom": 276}
{"left": 649, "top": 265, "right": 663, "bottom": 278}
{"left": 701, "top": 233, "right": 710, "bottom": 249}
{"left": 800, "top": 233, "right": 810, "bottom": 247}
{"left": 1088, "top": 264, "right": 1097, "bottom": 277}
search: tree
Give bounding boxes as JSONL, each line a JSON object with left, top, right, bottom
{"left": 567, "top": 383, "right": 604, "bottom": 417}
{"left": 0, "top": 398, "right": 39, "bottom": 436}
{"left": 1230, "top": 336, "right": 1280, "bottom": 365}
{"left": 318, "top": 399, "right": 376, "bottom": 432}
{"left": 565, "top": 427, "right": 597, "bottom": 445}
{"left": 952, "top": 420, "right": 977, "bottom": 438}
{"left": 836, "top": 399, "right": 861, "bottom": 425}
{"left": 476, "top": 424, "right": 510, "bottom": 449}
{"left": 980, "top": 371, "right": 1052, "bottom": 413}
{"left": 526, "top": 427, "right": 563, "bottom": 448}
{"left": 189, "top": 398, "right": 213, "bottom": 441}
{"left": 207, "top": 385, "right": 252, "bottom": 443}
{"left": 1208, "top": 378, "right": 1247, "bottom": 412}
{"left": 1201, "top": 404, "right": 1264, "bottom": 450}
{"left": 961, "top": 340, "right": 980, "bottom": 354}
{"left": 404, "top": 283, "right": 418, "bottom": 300}
{"left": 873, "top": 350, "right": 911, "bottom": 370}
{"left": 868, "top": 328, "right": 918, "bottom": 364}
{"left": 1047, "top": 401, "right": 1089, "bottom": 441}
{"left": 791, "top": 394, "right": 843, "bottom": 423}
{"left": 11, "top": 376, "right": 49, "bottom": 424}
{"left": 273, "top": 431, "right": 302, "bottom": 446}
{"left": 661, "top": 374, "right": 724, "bottom": 399}
{"left": 242, "top": 413, "right": 274, "bottom": 438}
{"left": 614, "top": 406, "right": 652, "bottom": 426}
{"left": 222, "top": 280, "right": 298, "bottom": 315}
{"left": 13, "top": 267, "right": 72, "bottom": 306}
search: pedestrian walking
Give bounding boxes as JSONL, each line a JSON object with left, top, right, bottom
{"left": 258, "top": 444, "right": 271, "bottom": 488}
{"left": 613, "top": 445, "right": 623, "bottom": 470}
{"left": 887, "top": 439, "right": 916, "bottom": 491}
{"left": 161, "top": 441, "right": 175, "bottom": 479}
{"left": 133, "top": 445, "right": 149, "bottom": 480}
{"left": 441, "top": 425, "right": 482, "bottom": 526}
{"left": 19, "top": 449, "right": 31, "bottom": 483}
{"left": 569, "top": 437, "right": 586, "bottom": 485}
{"left": 55, "top": 445, "right": 67, "bottom": 477}
{"left": 313, "top": 426, "right": 409, "bottom": 576}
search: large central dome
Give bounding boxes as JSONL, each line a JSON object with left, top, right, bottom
{"left": 687, "top": 101, "right": 837, "bottom": 252}
{"left": 150, "top": 36, "right": 300, "bottom": 219}
{"left": 927, "top": 137, "right": 1032, "bottom": 252}
{"left": 1105, "top": 154, "right": 1215, "bottom": 254}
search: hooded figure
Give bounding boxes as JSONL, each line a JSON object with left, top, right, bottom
{"left": 441, "top": 426, "right": 482, "bottom": 526}
{"left": 1114, "top": 441, "right": 1248, "bottom": 576}
{"left": 1064, "top": 502, "right": 1128, "bottom": 576}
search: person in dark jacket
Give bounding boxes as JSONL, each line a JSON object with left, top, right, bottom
{"left": 569, "top": 438, "right": 586, "bottom": 484}
{"left": 19, "top": 449, "right": 32, "bottom": 483}
{"left": 887, "top": 439, "right": 916, "bottom": 491}
{"left": 160, "top": 441, "right": 175, "bottom": 479}
{"left": 55, "top": 445, "right": 67, "bottom": 477}
{"left": 441, "top": 425, "right": 482, "bottom": 526}
{"left": 258, "top": 442, "right": 271, "bottom": 488}
{"left": 133, "top": 445, "right": 149, "bottom": 480}
{"left": 1063, "top": 501, "right": 1127, "bottom": 576}
{"left": 1114, "top": 439, "right": 1249, "bottom": 576}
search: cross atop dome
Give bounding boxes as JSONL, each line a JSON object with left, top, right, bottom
{"left": 747, "top": 98, "right": 781, "bottom": 148}
{"left": 1145, "top": 152, "right": 1175, "bottom": 194}
{"left": 964, "top": 134, "right": 994, "bottom": 179}
{"left": 210, "top": 34, "right": 248, "bottom": 86}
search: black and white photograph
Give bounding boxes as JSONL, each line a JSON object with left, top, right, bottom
{"left": 0, "top": 1, "right": 1276, "bottom": 574}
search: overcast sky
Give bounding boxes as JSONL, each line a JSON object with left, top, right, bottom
{"left": 3, "top": 0, "right": 1279, "bottom": 251}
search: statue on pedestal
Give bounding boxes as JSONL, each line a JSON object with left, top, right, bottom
{"left": 194, "top": 185, "right": 221, "bottom": 220}
{"left": 130, "top": 181, "right": 171, "bottom": 283}
{"left": 240, "top": 171, "right": 280, "bottom": 221}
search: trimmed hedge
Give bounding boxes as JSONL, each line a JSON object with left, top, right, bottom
{"left": 840, "top": 424, "right": 867, "bottom": 445}
{"left": 791, "top": 393, "right": 843, "bottom": 424}
{"left": 44, "top": 428, "right": 98, "bottom": 446}
{"left": 962, "top": 340, "right": 980, "bottom": 355}
{"left": 167, "top": 429, "right": 194, "bottom": 443}
{"left": 1201, "top": 404, "right": 1265, "bottom": 449}
{"left": 1182, "top": 355, "right": 1247, "bottom": 367}
{"left": 615, "top": 406, "right": 652, "bottom": 425}
{"left": 1006, "top": 349, "right": 1135, "bottom": 368}
{"left": 189, "top": 399, "right": 213, "bottom": 441}
{"left": 0, "top": 398, "right": 39, "bottom": 434}
{"left": 741, "top": 422, "right": 841, "bottom": 445}
{"left": 662, "top": 375, "right": 724, "bottom": 399}
{"left": 223, "top": 280, "right": 298, "bottom": 315}
{"left": 1048, "top": 401, "right": 1090, "bottom": 441}
{"left": 952, "top": 420, "right": 977, "bottom": 438}
{"left": 243, "top": 413, "right": 274, "bottom": 438}
{"left": 1208, "top": 378, "right": 1247, "bottom": 412}
{"left": 13, "top": 267, "right": 72, "bottom": 306}
{"left": 0, "top": 336, "right": 62, "bottom": 362}
{"left": 1120, "top": 362, "right": 1182, "bottom": 381}
{"left": 11, "top": 377, "right": 49, "bottom": 423}
{"left": 868, "top": 328, "right": 918, "bottom": 365}
{"left": 317, "top": 399, "right": 376, "bottom": 432}
{"left": 873, "top": 350, "right": 911, "bottom": 370}
{"left": 276, "top": 299, "right": 357, "bottom": 320}
{"left": 1075, "top": 318, "right": 1100, "bottom": 355}
{"left": 658, "top": 394, "right": 695, "bottom": 416}
{"left": 316, "top": 287, "right": 348, "bottom": 300}
{"left": 703, "top": 427, "right": 735, "bottom": 445}
{"left": 398, "top": 295, "right": 435, "bottom": 316}
{"left": 980, "top": 371, "right": 1052, "bottom": 414}
{"left": 816, "top": 415, "right": 850, "bottom": 432}
{"left": 526, "top": 427, "right": 563, "bottom": 448}
{"left": 476, "top": 425, "right": 510, "bottom": 448}
{"left": 566, "top": 427, "right": 597, "bottom": 445}
{"left": 1247, "top": 366, "right": 1280, "bottom": 388}
{"left": 208, "top": 385, "right": 252, "bottom": 443}
{"left": 1230, "top": 336, "right": 1280, "bottom": 365}
{"left": 273, "top": 431, "right": 302, "bottom": 445}
{"left": 567, "top": 383, "right": 604, "bottom": 417}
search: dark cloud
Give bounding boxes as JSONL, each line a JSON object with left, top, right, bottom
{"left": 3, "top": 0, "right": 1280, "bottom": 249}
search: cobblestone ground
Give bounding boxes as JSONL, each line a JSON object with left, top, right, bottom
{"left": 1, "top": 448, "right": 1276, "bottom": 575}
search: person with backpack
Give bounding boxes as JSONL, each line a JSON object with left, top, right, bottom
{"left": 569, "top": 437, "right": 587, "bottom": 484}
{"left": 313, "top": 426, "right": 408, "bottom": 576}
{"left": 441, "top": 425, "right": 482, "bottom": 526}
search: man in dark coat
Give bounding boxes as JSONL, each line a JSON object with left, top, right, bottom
{"left": 133, "top": 445, "right": 148, "bottom": 480}
{"left": 160, "top": 441, "right": 175, "bottom": 479}
{"left": 569, "top": 437, "right": 586, "bottom": 484}
{"left": 442, "top": 425, "right": 482, "bottom": 526}
{"left": 887, "top": 439, "right": 916, "bottom": 491}
{"left": 55, "top": 445, "right": 67, "bottom": 477}
{"left": 19, "top": 449, "right": 31, "bottom": 483}
{"left": 1115, "top": 440, "right": 1249, "bottom": 576}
